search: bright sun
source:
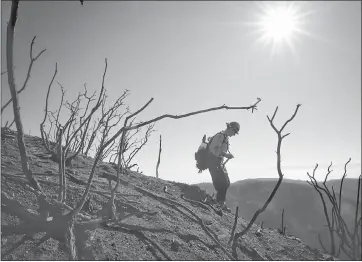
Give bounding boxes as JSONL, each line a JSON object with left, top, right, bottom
{"left": 252, "top": 2, "right": 311, "bottom": 57}
{"left": 261, "top": 5, "right": 298, "bottom": 43}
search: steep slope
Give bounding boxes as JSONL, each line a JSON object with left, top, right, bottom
{"left": 1, "top": 128, "right": 334, "bottom": 260}
{"left": 196, "top": 177, "right": 360, "bottom": 260}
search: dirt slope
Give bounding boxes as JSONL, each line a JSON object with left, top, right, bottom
{"left": 1, "top": 128, "right": 334, "bottom": 260}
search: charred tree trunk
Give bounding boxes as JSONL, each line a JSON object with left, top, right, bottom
{"left": 156, "top": 135, "right": 162, "bottom": 178}
{"left": 58, "top": 127, "right": 65, "bottom": 202}
{"left": 6, "top": 0, "right": 42, "bottom": 193}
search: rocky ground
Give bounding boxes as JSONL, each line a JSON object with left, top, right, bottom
{"left": 1, "top": 127, "right": 335, "bottom": 260}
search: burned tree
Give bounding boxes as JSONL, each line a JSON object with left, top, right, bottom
{"left": 5, "top": 0, "right": 43, "bottom": 193}
{"left": 123, "top": 123, "right": 155, "bottom": 169}
{"left": 40, "top": 77, "right": 111, "bottom": 168}
{"left": 91, "top": 90, "right": 131, "bottom": 163}
{"left": 307, "top": 159, "right": 361, "bottom": 260}
{"left": 231, "top": 104, "right": 301, "bottom": 259}
{"left": 278, "top": 208, "right": 286, "bottom": 235}
{"left": 228, "top": 206, "right": 239, "bottom": 244}
{"left": 107, "top": 121, "right": 155, "bottom": 170}
{"left": 81, "top": 87, "right": 131, "bottom": 159}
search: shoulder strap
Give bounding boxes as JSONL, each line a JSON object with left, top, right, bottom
{"left": 222, "top": 133, "right": 228, "bottom": 144}
{"left": 222, "top": 133, "right": 229, "bottom": 152}
{"left": 207, "top": 132, "right": 228, "bottom": 149}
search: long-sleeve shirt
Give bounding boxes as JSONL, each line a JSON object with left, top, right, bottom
{"left": 208, "top": 132, "right": 229, "bottom": 159}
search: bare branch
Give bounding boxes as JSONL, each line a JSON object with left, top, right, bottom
{"left": 2, "top": 35, "right": 46, "bottom": 113}
{"left": 280, "top": 104, "right": 302, "bottom": 133}
{"left": 79, "top": 83, "right": 97, "bottom": 122}
{"left": 63, "top": 59, "right": 108, "bottom": 152}
{"left": 133, "top": 98, "right": 261, "bottom": 129}
{"left": 55, "top": 82, "right": 66, "bottom": 129}
{"left": 4, "top": 118, "right": 15, "bottom": 129}
{"left": 102, "top": 97, "right": 262, "bottom": 152}
{"left": 40, "top": 64, "right": 58, "bottom": 152}
{"left": 125, "top": 124, "right": 155, "bottom": 168}
{"left": 312, "top": 164, "right": 319, "bottom": 178}
{"left": 271, "top": 106, "right": 278, "bottom": 122}
{"left": 232, "top": 104, "right": 300, "bottom": 259}
{"left": 307, "top": 160, "right": 361, "bottom": 259}
{"left": 338, "top": 158, "right": 351, "bottom": 213}
{"left": 281, "top": 133, "right": 290, "bottom": 139}
{"left": 307, "top": 171, "right": 337, "bottom": 255}
{"left": 323, "top": 162, "right": 333, "bottom": 183}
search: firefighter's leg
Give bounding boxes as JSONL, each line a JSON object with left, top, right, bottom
{"left": 208, "top": 162, "right": 224, "bottom": 199}
{"left": 211, "top": 164, "right": 230, "bottom": 204}
{"left": 217, "top": 166, "right": 230, "bottom": 204}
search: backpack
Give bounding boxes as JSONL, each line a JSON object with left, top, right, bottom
{"left": 195, "top": 132, "right": 228, "bottom": 173}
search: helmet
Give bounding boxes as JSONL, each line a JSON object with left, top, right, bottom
{"left": 226, "top": 121, "right": 240, "bottom": 134}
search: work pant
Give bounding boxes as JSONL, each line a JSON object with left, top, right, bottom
{"left": 207, "top": 153, "right": 230, "bottom": 204}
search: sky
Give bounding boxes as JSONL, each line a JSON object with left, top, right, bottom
{"left": 1, "top": 1, "right": 361, "bottom": 185}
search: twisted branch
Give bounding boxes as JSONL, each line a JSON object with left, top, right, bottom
{"left": 232, "top": 104, "right": 301, "bottom": 259}
{"left": 2, "top": 36, "right": 46, "bottom": 113}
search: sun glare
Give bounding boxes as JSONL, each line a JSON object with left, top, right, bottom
{"left": 252, "top": 2, "right": 311, "bottom": 58}
{"left": 261, "top": 6, "right": 297, "bottom": 43}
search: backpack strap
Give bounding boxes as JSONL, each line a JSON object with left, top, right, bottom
{"left": 222, "top": 133, "right": 229, "bottom": 152}
{"left": 207, "top": 132, "right": 229, "bottom": 151}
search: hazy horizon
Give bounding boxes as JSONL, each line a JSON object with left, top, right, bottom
{"left": 1, "top": 1, "right": 361, "bottom": 185}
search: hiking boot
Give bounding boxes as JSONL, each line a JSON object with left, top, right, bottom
{"left": 222, "top": 205, "right": 231, "bottom": 213}
{"left": 202, "top": 195, "right": 213, "bottom": 205}
{"left": 215, "top": 208, "right": 223, "bottom": 217}
{"left": 216, "top": 202, "right": 231, "bottom": 213}
{"left": 216, "top": 202, "right": 226, "bottom": 208}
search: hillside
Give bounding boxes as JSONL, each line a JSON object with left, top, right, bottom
{"left": 196, "top": 177, "right": 361, "bottom": 260}
{"left": 1, "top": 128, "right": 335, "bottom": 260}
